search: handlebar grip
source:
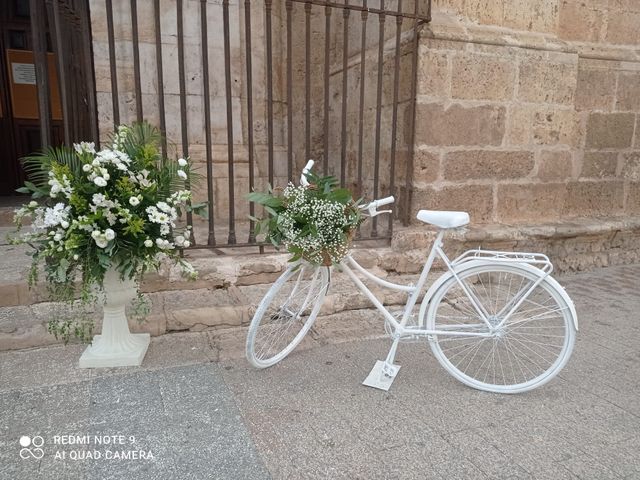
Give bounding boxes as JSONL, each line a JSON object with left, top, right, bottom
{"left": 303, "top": 160, "right": 314, "bottom": 173}
{"left": 300, "top": 160, "right": 314, "bottom": 186}
{"left": 374, "top": 196, "right": 395, "bottom": 207}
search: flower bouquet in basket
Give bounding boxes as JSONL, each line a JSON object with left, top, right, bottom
{"left": 10, "top": 122, "right": 206, "bottom": 345}
{"left": 248, "top": 168, "right": 364, "bottom": 266}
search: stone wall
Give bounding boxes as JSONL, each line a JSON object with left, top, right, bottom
{"left": 412, "top": 1, "right": 640, "bottom": 225}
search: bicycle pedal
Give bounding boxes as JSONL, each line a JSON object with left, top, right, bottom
{"left": 362, "top": 360, "right": 401, "bottom": 391}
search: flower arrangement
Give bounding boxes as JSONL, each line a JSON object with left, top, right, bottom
{"left": 248, "top": 171, "right": 363, "bottom": 265}
{"left": 10, "top": 122, "right": 205, "bottom": 342}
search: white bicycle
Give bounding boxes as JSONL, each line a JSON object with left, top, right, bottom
{"left": 246, "top": 161, "right": 578, "bottom": 393}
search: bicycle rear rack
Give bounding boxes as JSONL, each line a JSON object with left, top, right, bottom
{"left": 452, "top": 249, "right": 554, "bottom": 275}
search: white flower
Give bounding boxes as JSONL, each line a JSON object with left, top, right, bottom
{"left": 29, "top": 201, "right": 38, "bottom": 208}
{"left": 92, "top": 159, "right": 100, "bottom": 167}
{"left": 60, "top": 220, "right": 69, "bottom": 229}
{"left": 94, "top": 177, "right": 107, "bottom": 187}
{"left": 144, "top": 239, "right": 153, "bottom": 248}
{"left": 157, "top": 201, "right": 171, "bottom": 213}
{"left": 73, "top": 254, "right": 79, "bottom": 260}
{"left": 82, "top": 164, "right": 92, "bottom": 172}
{"left": 104, "top": 229, "right": 115, "bottom": 241}
{"left": 53, "top": 233, "right": 62, "bottom": 241}
{"left": 74, "top": 141, "right": 96, "bottom": 154}
{"left": 177, "top": 170, "right": 187, "bottom": 180}
{"left": 129, "top": 196, "right": 140, "bottom": 206}
{"left": 175, "top": 235, "right": 185, "bottom": 246}
{"left": 155, "top": 238, "right": 174, "bottom": 250}
{"left": 183, "top": 240, "right": 191, "bottom": 248}
{"left": 92, "top": 193, "right": 106, "bottom": 205}
{"left": 94, "top": 237, "right": 108, "bottom": 249}
{"left": 178, "top": 158, "right": 188, "bottom": 167}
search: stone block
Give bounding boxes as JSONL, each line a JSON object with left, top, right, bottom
{"left": 626, "top": 182, "right": 640, "bottom": 213}
{"left": 537, "top": 151, "right": 573, "bottom": 181}
{"left": 0, "top": 285, "right": 20, "bottom": 308}
{"left": 502, "top": 0, "right": 559, "bottom": 33}
{"left": 415, "top": 103, "right": 506, "bottom": 147}
{"left": 497, "top": 183, "right": 566, "bottom": 223}
{"left": 558, "top": 1, "right": 605, "bottom": 43}
{"left": 585, "top": 113, "right": 635, "bottom": 149}
{"left": 616, "top": 73, "right": 640, "bottom": 112}
{"left": 581, "top": 152, "right": 619, "bottom": 178}
{"left": 621, "top": 152, "right": 640, "bottom": 181}
{"left": 518, "top": 57, "right": 577, "bottom": 105}
{"left": 505, "top": 105, "right": 533, "bottom": 146}
{"left": 413, "top": 149, "right": 440, "bottom": 185}
{"left": 412, "top": 184, "right": 494, "bottom": 223}
{"left": 564, "top": 181, "right": 625, "bottom": 216}
{"left": 167, "top": 305, "right": 251, "bottom": 332}
{"left": 575, "top": 66, "right": 616, "bottom": 111}
{"left": 443, "top": 150, "right": 534, "bottom": 180}
{"left": 450, "top": 53, "right": 516, "bottom": 101}
{"left": 417, "top": 49, "right": 449, "bottom": 98}
{"left": 605, "top": 11, "right": 640, "bottom": 45}
{"left": 532, "top": 108, "right": 578, "bottom": 146}
{"left": 462, "top": 0, "right": 504, "bottom": 25}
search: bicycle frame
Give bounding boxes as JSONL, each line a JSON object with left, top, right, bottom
{"left": 339, "top": 230, "right": 494, "bottom": 340}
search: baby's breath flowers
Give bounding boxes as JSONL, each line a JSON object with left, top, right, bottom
{"left": 10, "top": 122, "right": 206, "bottom": 343}
{"left": 248, "top": 171, "right": 363, "bottom": 265}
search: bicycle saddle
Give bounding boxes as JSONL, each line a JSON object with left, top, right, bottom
{"left": 416, "top": 210, "right": 470, "bottom": 229}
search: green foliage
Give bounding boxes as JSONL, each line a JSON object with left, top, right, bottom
{"left": 248, "top": 171, "right": 364, "bottom": 265}
{"left": 11, "top": 121, "right": 204, "bottom": 343}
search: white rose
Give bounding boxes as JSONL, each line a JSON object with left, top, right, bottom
{"left": 29, "top": 201, "right": 38, "bottom": 208}
{"left": 183, "top": 240, "right": 191, "bottom": 248}
{"left": 178, "top": 158, "right": 188, "bottom": 167}
{"left": 94, "top": 177, "right": 107, "bottom": 187}
{"left": 73, "top": 254, "right": 79, "bottom": 260}
{"left": 177, "top": 170, "right": 187, "bottom": 180}
{"left": 94, "top": 237, "right": 108, "bottom": 249}
{"left": 104, "top": 228, "right": 115, "bottom": 241}
{"left": 91, "top": 230, "right": 101, "bottom": 239}
{"left": 144, "top": 239, "right": 153, "bottom": 248}
{"left": 60, "top": 220, "right": 69, "bottom": 229}
{"left": 92, "top": 159, "right": 100, "bottom": 166}
{"left": 53, "top": 233, "right": 62, "bottom": 241}
{"left": 175, "top": 235, "right": 185, "bottom": 246}
{"left": 82, "top": 164, "right": 92, "bottom": 172}
{"left": 103, "top": 172, "right": 110, "bottom": 181}
{"left": 129, "top": 196, "right": 140, "bottom": 206}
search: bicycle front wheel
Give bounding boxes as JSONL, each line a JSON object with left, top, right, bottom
{"left": 426, "top": 264, "right": 576, "bottom": 393}
{"left": 246, "top": 262, "right": 330, "bottom": 368}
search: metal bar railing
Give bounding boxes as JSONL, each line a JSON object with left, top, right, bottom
{"left": 50, "top": 0, "right": 70, "bottom": 146}
{"left": 265, "top": 0, "right": 275, "bottom": 185}
{"left": 371, "top": 1, "right": 386, "bottom": 238}
{"left": 339, "top": 2, "right": 350, "bottom": 188}
{"left": 153, "top": 0, "right": 167, "bottom": 157}
{"left": 286, "top": 0, "right": 294, "bottom": 182}
{"left": 130, "top": 0, "right": 143, "bottom": 122}
{"left": 83, "top": 0, "right": 431, "bottom": 249}
{"left": 388, "top": 0, "right": 403, "bottom": 236}
{"left": 323, "top": 3, "right": 331, "bottom": 176}
{"left": 245, "top": 0, "right": 257, "bottom": 243}
{"left": 30, "top": 0, "right": 51, "bottom": 147}
{"left": 201, "top": 0, "right": 216, "bottom": 246}
{"left": 105, "top": 0, "right": 120, "bottom": 127}
{"left": 222, "top": 0, "right": 237, "bottom": 245}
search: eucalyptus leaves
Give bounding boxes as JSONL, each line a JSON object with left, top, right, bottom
{"left": 10, "top": 122, "right": 205, "bottom": 342}
{"left": 248, "top": 172, "right": 363, "bottom": 265}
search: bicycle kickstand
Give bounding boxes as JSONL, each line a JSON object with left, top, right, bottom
{"left": 362, "top": 338, "right": 401, "bottom": 391}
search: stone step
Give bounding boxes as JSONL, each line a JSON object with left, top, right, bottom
{"left": 2, "top": 215, "right": 640, "bottom": 351}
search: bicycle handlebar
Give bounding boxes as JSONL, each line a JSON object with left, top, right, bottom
{"left": 300, "top": 160, "right": 314, "bottom": 187}
{"left": 362, "top": 196, "right": 394, "bottom": 217}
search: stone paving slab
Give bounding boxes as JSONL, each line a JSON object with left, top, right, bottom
{"left": 0, "top": 263, "right": 640, "bottom": 479}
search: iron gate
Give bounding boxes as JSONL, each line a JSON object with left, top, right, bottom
{"left": 35, "top": 0, "right": 431, "bottom": 251}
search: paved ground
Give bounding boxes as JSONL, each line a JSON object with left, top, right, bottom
{"left": 1, "top": 264, "right": 639, "bottom": 479}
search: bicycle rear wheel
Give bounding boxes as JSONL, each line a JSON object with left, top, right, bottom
{"left": 425, "top": 264, "right": 576, "bottom": 393}
{"left": 246, "top": 263, "right": 330, "bottom": 368}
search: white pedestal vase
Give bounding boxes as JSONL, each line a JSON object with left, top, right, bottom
{"left": 79, "top": 266, "right": 150, "bottom": 368}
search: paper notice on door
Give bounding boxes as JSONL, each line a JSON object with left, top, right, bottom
{"left": 11, "top": 63, "right": 37, "bottom": 85}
